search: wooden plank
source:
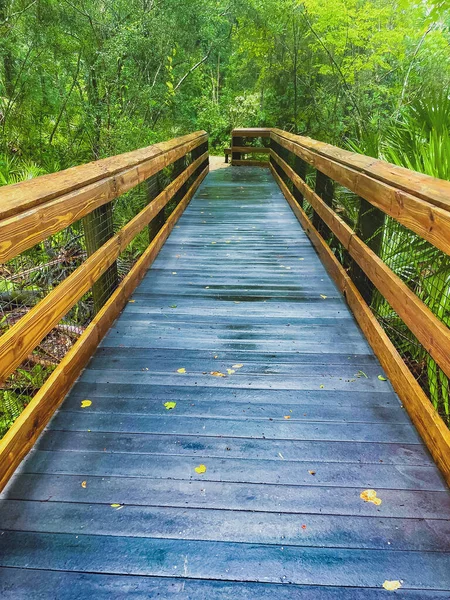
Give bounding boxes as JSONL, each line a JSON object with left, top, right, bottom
{"left": 1, "top": 530, "right": 450, "bottom": 589}
{"left": 271, "top": 150, "right": 450, "bottom": 382}
{"left": 4, "top": 569, "right": 449, "bottom": 600}
{"left": 231, "top": 147, "right": 270, "bottom": 153}
{"left": 0, "top": 131, "right": 207, "bottom": 220}
{"left": 0, "top": 153, "right": 207, "bottom": 384}
{"left": 0, "top": 166, "right": 208, "bottom": 492}
{"left": 2, "top": 570, "right": 450, "bottom": 600}
{"left": 7, "top": 473, "right": 450, "bottom": 519}
{"left": 271, "top": 130, "right": 450, "bottom": 256}
{"left": 270, "top": 163, "right": 450, "bottom": 486}
{"left": 0, "top": 134, "right": 207, "bottom": 262}
{"left": 231, "top": 128, "right": 271, "bottom": 138}
{"left": 2, "top": 499, "right": 449, "bottom": 551}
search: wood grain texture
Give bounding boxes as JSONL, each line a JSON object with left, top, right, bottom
{"left": 271, "top": 150, "right": 450, "bottom": 381}
{"left": 0, "top": 153, "right": 207, "bottom": 384}
{"left": 271, "top": 163, "right": 450, "bottom": 486}
{"left": 271, "top": 128, "right": 450, "bottom": 212}
{"left": 0, "top": 131, "right": 207, "bottom": 220}
{"left": 0, "top": 166, "right": 208, "bottom": 492}
{"left": 271, "top": 130, "right": 450, "bottom": 256}
{"left": 0, "top": 134, "right": 207, "bottom": 262}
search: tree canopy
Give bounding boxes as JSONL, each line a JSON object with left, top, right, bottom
{"left": 0, "top": 0, "right": 449, "bottom": 172}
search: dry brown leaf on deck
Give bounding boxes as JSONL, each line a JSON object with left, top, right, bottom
{"left": 210, "top": 371, "right": 226, "bottom": 377}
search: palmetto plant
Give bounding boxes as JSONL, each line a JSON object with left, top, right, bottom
{"left": 349, "top": 91, "right": 450, "bottom": 422}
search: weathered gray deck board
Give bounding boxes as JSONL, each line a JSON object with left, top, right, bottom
{"left": 1, "top": 166, "right": 449, "bottom": 598}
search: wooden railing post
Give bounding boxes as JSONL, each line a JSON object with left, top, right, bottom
{"left": 82, "top": 203, "right": 118, "bottom": 314}
{"left": 232, "top": 135, "right": 243, "bottom": 163}
{"left": 292, "top": 155, "right": 307, "bottom": 208}
{"left": 350, "top": 199, "right": 385, "bottom": 304}
{"left": 147, "top": 172, "right": 164, "bottom": 242}
{"left": 313, "top": 170, "right": 334, "bottom": 239}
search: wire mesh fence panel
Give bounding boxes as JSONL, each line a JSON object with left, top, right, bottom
{"left": 0, "top": 225, "right": 89, "bottom": 436}
{"left": 326, "top": 183, "right": 450, "bottom": 426}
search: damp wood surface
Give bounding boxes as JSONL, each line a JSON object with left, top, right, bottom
{"left": 1, "top": 166, "right": 449, "bottom": 598}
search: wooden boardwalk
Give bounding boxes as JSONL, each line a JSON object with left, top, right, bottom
{"left": 1, "top": 166, "right": 450, "bottom": 598}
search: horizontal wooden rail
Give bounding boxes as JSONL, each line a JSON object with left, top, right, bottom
{"left": 0, "top": 132, "right": 207, "bottom": 262}
{"left": 0, "top": 151, "right": 207, "bottom": 384}
{"left": 270, "top": 161, "right": 450, "bottom": 486}
{"left": 0, "top": 165, "right": 208, "bottom": 491}
{"left": 271, "top": 130, "right": 450, "bottom": 256}
{"left": 0, "top": 131, "right": 207, "bottom": 220}
{"left": 271, "top": 149, "right": 450, "bottom": 381}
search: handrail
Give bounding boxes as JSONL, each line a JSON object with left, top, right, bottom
{"left": 0, "top": 132, "right": 207, "bottom": 262}
{"left": 0, "top": 132, "right": 209, "bottom": 490}
{"left": 232, "top": 127, "right": 450, "bottom": 485}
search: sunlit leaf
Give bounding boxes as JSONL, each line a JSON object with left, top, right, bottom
{"left": 177, "top": 368, "right": 186, "bottom": 374}
{"left": 232, "top": 364, "right": 243, "bottom": 369}
{"left": 164, "top": 401, "right": 177, "bottom": 410}
{"left": 195, "top": 464, "right": 207, "bottom": 474}
{"left": 111, "top": 504, "right": 123, "bottom": 510}
{"left": 378, "top": 375, "right": 387, "bottom": 381}
{"left": 227, "top": 369, "right": 235, "bottom": 375}
{"left": 382, "top": 580, "right": 402, "bottom": 591}
{"left": 81, "top": 481, "right": 87, "bottom": 488}
{"left": 360, "top": 489, "right": 382, "bottom": 505}
{"left": 210, "top": 371, "right": 226, "bottom": 377}
{"left": 320, "top": 295, "right": 327, "bottom": 299}
{"left": 81, "top": 400, "right": 92, "bottom": 408}
{"left": 284, "top": 415, "right": 291, "bottom": 420}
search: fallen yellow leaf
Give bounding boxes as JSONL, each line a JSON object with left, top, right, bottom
{"left": 210, "top": 371, "right": 226, "bottom": 377}
{"left": 110, "top": 504, "right": 123, "bottom": 509}
{"left": 128, "top": 300, "right": 135, "bottom": 303}
{"left": 177, "top": 368, "right": 186, "bottom": 374}
{"left": 319, "top": 384, "right": 324, "bottom": 389}
{"left": 382, "top": 580, "right": 402, "bottom": 591}
{"left": 320, "top": 295, "right": 327, "bottom": 299}
{"left": 308, "top": 470, "right": 316, "bottom": 475}
{"left": 284, "top": 415, "right": 291, "bottom": 420}
{"left": 227, "top": 369, "right": 235, "bottom": 375}
{"left": 80, "top": 400, "right": 92, "bottom": 408}
{"left": 195, "top": 464, "right": 207, "bottom": 474}
{"left": 378, "top": 375, "right": 387, "bottom": 381}
{"left": 232, "top": 364, "right": 243, "bottom": 369}
{"left": 81, "top": 481, "right": 87, "bottom": 488}
{"left": 164, "top": 401, "right": 177, "bottom": 410}
{"left": 360, "top": 489, "right": 382, "bottom": 505}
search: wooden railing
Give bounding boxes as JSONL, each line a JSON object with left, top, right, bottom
{"left": 232, "top": 127, "right": 450, "bottom": 485}
{"left": 0, "top": 131, "right": 209, "bottom": 490}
